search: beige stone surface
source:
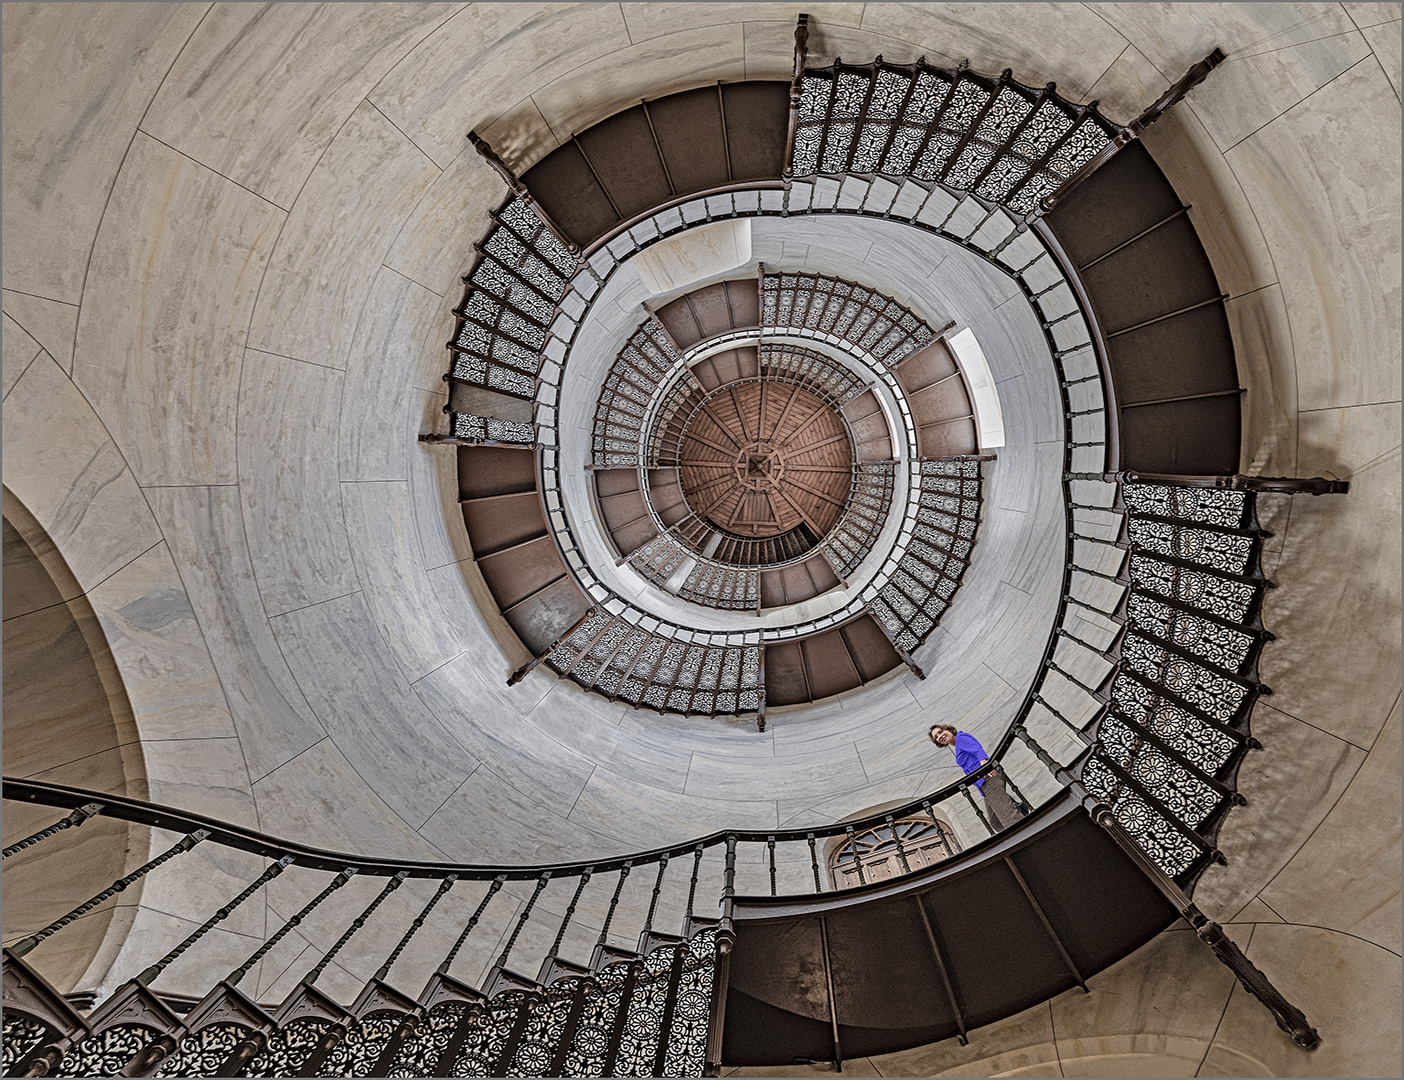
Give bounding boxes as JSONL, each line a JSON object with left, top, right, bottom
{"left": 1226, "top": 59, "right": 1402, "bottom": 413}
{"left": 382, "top": 151, "right": 497, "bottom": 300}
{"left": 74, "top": 133, "right": 284, "bottom": 487}
{"left": 1260, "top": 402, "right": 1402, "bottom": 748}
{"left": 1192, "top": 703, "right": 1367, "bottom": 923}
{"left": 1363, "top": 20, "right": 1403, "bottom": 97}
{"left": 870, "top": 996, "right": 1059, "bottom": 1076}
{"left": 140, "top": 3, "right": 455, "bottom": 211}
{"left": 1, "top": 311, "right": 43, "bottom": 400}
{"left": 527, "top": 24, "right": 747, "bottom": 142}
{"left": 248, "top": 100, "right": 441, "bottom": 370}
{"left": 236, "top": 347, "right": 356, "bottom": 616}
{"left": 1049, "top": 926, "right": 1237, "bottom": 1047}
{"left": 1099, "top": 3, "right": 1371, "bottom": 150}
{"left": 147, "top": 485, "right": 327, "bottom": 782}
{"left": 341, "top": 479, "right": 466, "bottom": 683}
{"left": 2, "top": 354, "right": 163, "bottom": 593}
{"left": 1226, "top": 284, "right": 1298, "bottom": 476}
{"left": 1, "top": 290, "right": 78, "bottom": 375}
{"left": 368, "top": 3, "right": 631, "bottom": 169}
{"left": 0, "top": 2, "right": 207, "bottom": 302}
{"left": 1260, "top": 698, "right": 1402, "bottom": 952}
{"left": 1204, "top": 923, "right": 1402, "bottom": 1077}
{"left": 338, "top": 267, "right": 447, "bottom": 482}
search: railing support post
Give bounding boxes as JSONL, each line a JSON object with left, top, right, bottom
{"left": 782, "top": 13, "right": 811, "bottom": 176}
{"left": 1012, "top": 724, "right": 1320, "bottom": 1049}
{"left": 3, "top": 802, "right": 103, "bottom": 859}
{"left": 1022, "top": 49, "right": 1225, "bottom": 228}
{"left": 1106, "top": 470, "right": 1350, "bottom": 496}
{"left": 11, "top": 830, "right": 210, "bottom": 958}
{"left": 508, "top": 607, "right": 597, "bottom": 685}
{"left": 226, "top": 867, "right": 356, "bottom": 987}
{"left": 467, "top": 130, "right": 579, "bottom": 256}
{"left": 137, "top": 856, "right": 294, "bottom": 986}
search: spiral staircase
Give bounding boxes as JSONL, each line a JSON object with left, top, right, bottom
{"left": 2, "top": 14, "right": 1358, "bottom": 1078}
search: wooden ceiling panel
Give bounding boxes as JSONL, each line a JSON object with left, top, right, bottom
{"left": 678, "top": 383, "right": 852, "bottom": 541}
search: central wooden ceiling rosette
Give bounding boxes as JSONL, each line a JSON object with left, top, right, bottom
{"left": 678, "top": 382, "right": 853, "bottom": 540}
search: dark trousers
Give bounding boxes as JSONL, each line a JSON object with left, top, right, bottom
{"left": 982, "top": 771, "right": 1025, "bottom": 830}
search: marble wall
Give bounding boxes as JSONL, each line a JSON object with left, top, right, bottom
{"left": 2, "top": 3, "right": 1398, "bottom": 1075}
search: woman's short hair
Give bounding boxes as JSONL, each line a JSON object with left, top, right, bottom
{"left": 929, "top": 723, "right": 958, "bottom": 741}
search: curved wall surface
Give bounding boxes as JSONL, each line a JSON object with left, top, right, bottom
{"left": 2, "top": 4, "right": 1399, "bottom": 1075}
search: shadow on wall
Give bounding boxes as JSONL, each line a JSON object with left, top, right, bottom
{"left": 2, "top": 489, "right": 149, "bottom": 993}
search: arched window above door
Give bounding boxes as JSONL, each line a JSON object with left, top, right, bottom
{"left": 829, "top": 815, "right": 963, "bottom": 889}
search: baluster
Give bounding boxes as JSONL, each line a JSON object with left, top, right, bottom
{"left": 964, "top": 202, "right": 1001, "bottom": 242}
{"left": 438, "top": 875, "right": 505, "bottom": 974}
{"left": 921, "top": 801, "right": 954, "bottom": 857}
{"left": 3, "top": 802, "right": 103, "bottom": 858}
{"left": 642, "top": 856, "right": 669, "bottom": 935}
{"left": 843, "top": 826, "right": 867, "bottom": 885}
{"left": 548, "top": 869, "right": 592, "bottom": 958}
{"left": 1048, "top": 658, "right": 1101, "bottom": 697}
{"left": 937, "top": 194, "right": 967, "bottom": 233}
{"left": 989, "top": 210, "right": 1027, "bottom": 256}
{"left": 305, "top": 871, "right": 407, "bottom": 985}
{"left": 496, "top": 872, "right": 551, "bottom": 972}
{"left": 137, "top": 856, "right": 293, "bottom": 985}
{"left": 11, "top": 829, "right": 210, "bottom": 958}
{"left": 596, "top": 863, "right": 632, "bottom": 956}
{"left": 807, "top": 833, "right": 822, "bottom": 892}
{"left": 1063, "top": 593, "right": 1123, "bottom": 622}
{"left": 722, "top": 836, "right": 737, "bottom": 904}
{"left": 961, "top": 782, "right": 995, "bottom": 835}
{"left": 1043, "top": 307, "right": 1084, "bottom": 329}
{"left": 375, "top": 875, "right": 457, "bottom": 982}
{"left": 767, "top": 837, "right": 777, "bottom": 896}
{"left": 1013, "top": 723, "right": 1077, "bottom": 786}
{"left": 996, "top": 762, "right": 1031, "bottom": 812}
{"left": 886, "top": 815, "right": 912, "bottom": 874}
{"left": 1057, "top": 625, "right": 1120, "bottom": 661}
{"left": 227, "top": 867, "right": 357, "bottom": 987}
{"left": 1070, "top": 530, "right": 1125, "bottom": 549}
{"left": 1033, "top": 692, "right": 1097, "bottom": 742}
{"left": 684, "top": 845, "right": 703, "bottom": 922}
{"left": 1014, "top": 249, "right": 1048, "bottom": 276}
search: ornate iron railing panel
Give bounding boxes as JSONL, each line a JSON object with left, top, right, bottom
{"left": 869, "top": 459, "right": 983, "bottom": 653}
{"left": 791, "top": 61, "right": 1120, "bottom": 215}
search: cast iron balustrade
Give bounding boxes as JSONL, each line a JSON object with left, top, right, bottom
{"left": 3, "top": 468, "right": 1338, "bottom": 1073}
{"left": 395, "top": 16, "right": 1330, "bottom": 1062}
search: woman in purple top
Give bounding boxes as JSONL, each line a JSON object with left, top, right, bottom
{"left": 928, "top": 724, "right": 1026, "bottom": 830}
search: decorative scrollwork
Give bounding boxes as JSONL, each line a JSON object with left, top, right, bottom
{"left": 241, "top": 1017, "right": 332, "bottom": 1077}
{"left": 3, "top": 1012, "right": 52, "bottom": 1074}
{"left": 1082, "top": 755, "right": 1199, "bottom": 878}
{"left": 561, "top": 960, "right": 632, "bottom": 1076}
{"left": 662, "top": 930, "right": 718, "bottom": 1077}
{"left": 1125, "top": 592, "right": 1254, "bottom": 673}
{"left": 156, "top": 1022, "right": 248, "bottom": 1077}
{"left": 57, "top": 1023, "right": 158, "bottom": 1078}
{"left": 1123, "top": 483, "right": 1248, "bottom": 529}
{"left": 386, "top": 1002, "right": 466, "bottom": 1078}
{"left": 321, "top": 1011, "right": 402, "bottom": 1078}
{"left": 613, "top": 948, "right": 677, "bottom": 1076}
{"left": 1121, "top": 633, "right": 1247, "bottom": 722}
{"left": 451, "top": 992, "right": 527, "bottom": 1077}
{"left": 1098, "top": 716, "right": 1223, "bottom": 829}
